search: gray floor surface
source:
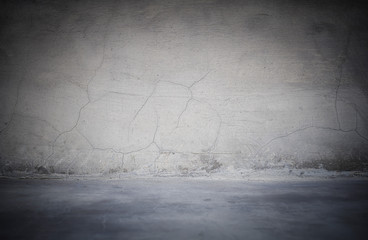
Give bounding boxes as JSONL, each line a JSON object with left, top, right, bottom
{"left": 0, "top": 177, "right": 367, "bottom": 240}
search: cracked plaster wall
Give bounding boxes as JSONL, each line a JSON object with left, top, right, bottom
{"left": 1, "top": 0, "right": 368, "bottom": 175}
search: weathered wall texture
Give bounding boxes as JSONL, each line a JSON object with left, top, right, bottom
{"left": 1, "top": 0, "right": 368, "bottom": 175}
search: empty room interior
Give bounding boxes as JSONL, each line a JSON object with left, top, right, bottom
{"left": 1, "top": 0, "right": 368, "bottom": 239}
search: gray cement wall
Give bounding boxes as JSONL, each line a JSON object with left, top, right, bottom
{"left": 1, "top": 0, "right": 368, "bottom": 175}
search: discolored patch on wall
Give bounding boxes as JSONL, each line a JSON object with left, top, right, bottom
{"left": 200, "top": 154, "right": 222, "bottom": 173}
{"left": 298, "top": 150, "right": 368, "bottom": 171}
{"left": 309, "top": 22, "right": 337, "bottom": 35}
{"left": 244, "top": 13, "right": 271, "bottom": 32}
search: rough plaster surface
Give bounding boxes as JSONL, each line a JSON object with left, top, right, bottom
{"left": 0, "top": 0, "right": 368, "bottom": 175}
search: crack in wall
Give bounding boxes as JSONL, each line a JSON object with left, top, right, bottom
{"left": 13, "top": 113, "right": 61, "bottom": 134}
{"left": 199, "top": 99, "right": 223, "bottom": 154}
{"left": 128, "top": 80, "right": 160, "bottom": 141}
{"left": 165, "top": 71, "right": 223, "bottom": 160}
{"left": 49, "top": 109, "right": 161, "bottom": 172}
{"left": 332, "top": 27, "right": 368, "bottom": 141}
{"left": 69, "top": 107, "right": 160, "bottom": 172}
{"left": 44, "top": 3, "right": 116, "bottom": 165}
{"left": 163, "top": 72, "right": 223, "bottom": 156}
{"left": 2, "top": 1, "right": 368, "bottom": 174}
{"left": 253, "top": 24, "right": 368, "bottom": 161}
{"left": 330, "top": 90, "right": 368, "bottom": 139}
{"left": 253, "top": 124, "right": 368, "bottom": 159}
{"left": 174, "top": 70, "right": 212, "bottom": 129}
{"left": 334, "top": 28, "right": 352, "bottom": 130}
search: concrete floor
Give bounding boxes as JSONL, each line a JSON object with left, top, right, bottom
{"left": 0, "top": 178, "right": 367, "bottom": 240}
